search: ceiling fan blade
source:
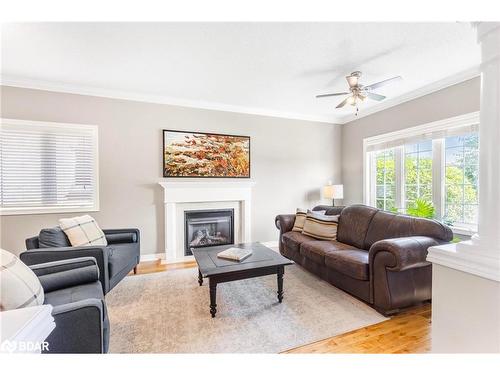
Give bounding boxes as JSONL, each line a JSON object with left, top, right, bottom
{"left": 364, "top": 76, "right": 402, "bottom": 91}
{"left": 366, "top": 92, "right": 386, "bottom": 101}
{"left": 316, "top": 92, "right": 349, "bottom": 98}
{"left": 336, "top": 96, "right": 351, "bottom": 108}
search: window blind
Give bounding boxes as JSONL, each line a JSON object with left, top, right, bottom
{"left": 0, "top": 119, "right": 98, "bottom": 214}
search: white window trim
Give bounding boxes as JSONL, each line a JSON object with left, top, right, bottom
{"left": 363, "top": 111, "right": 480, "bottom": 235}
{"left": 0, "top": 118, "right": 100, "bottom": 216}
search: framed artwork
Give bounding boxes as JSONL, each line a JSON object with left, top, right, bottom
{"left": 163, "top": 130, "right": 250, "bottom": 178}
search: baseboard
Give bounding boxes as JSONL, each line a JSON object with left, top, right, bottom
{"left": 140, "top": 241, "right": 279, "bottom": 262}
{"left": 140, "top": 253, "right": 166, "bottom": 262}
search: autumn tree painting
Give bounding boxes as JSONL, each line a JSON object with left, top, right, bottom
{"left": 163, "top": 130, "right": 250, "bottom": 177}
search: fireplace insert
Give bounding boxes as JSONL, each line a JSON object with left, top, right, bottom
{"left": 184, "top": 209, "right": 234, "bottom": 256}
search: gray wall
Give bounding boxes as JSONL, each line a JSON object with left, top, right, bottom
{"left": 0, "top": 86, "right": 342, "bottom": 256}
{"left": 0, "top": 78, "right": 481, "bottom": 255}
{"left": 341, "top": 77, "right": 481, "bottom": 205}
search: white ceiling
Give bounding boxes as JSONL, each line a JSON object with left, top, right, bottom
{"left": 1, "top": 22, "right": 480, "bottom": 123}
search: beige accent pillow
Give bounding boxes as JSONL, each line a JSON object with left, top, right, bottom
{"left": 59, "top": 215, "right": 108, "bottom": 247}
{"left": 292, "top": 208, "right": 307, "bottom": 232}
{"left": 0, "top": 249, "right": 44, "bottom": 311}
{"left": 302, "top": 211, "right": 339, "bottom": 240}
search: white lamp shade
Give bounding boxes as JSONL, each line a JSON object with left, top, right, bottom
{"left": 323, "top": 184, "right": 344, "bottom": 200}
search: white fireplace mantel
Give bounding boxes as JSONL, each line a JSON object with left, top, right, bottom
{"left": 159, "top": 180, "right": 256, "bottom": 203}
{"left": 159, "top": 180, "right": 256, "bottom": 262}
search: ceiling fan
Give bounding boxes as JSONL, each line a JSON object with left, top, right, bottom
{"left": 316, "top": 71, "right": 402, "bottom": 112}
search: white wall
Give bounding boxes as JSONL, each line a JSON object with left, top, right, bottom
{"left": 341, "top": 77, "right": 481, "bottom": 205}
{"left": 0, "top": 86, "right": 342, "bottom": 256}
{"left": 431, "top": 264, "right": 500, "bottom": 352}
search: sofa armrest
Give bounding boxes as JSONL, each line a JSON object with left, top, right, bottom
{"left": 275, "top": 214, "right": 296, "bottom": 254}
{"left": 368, "top": 236, "right": 440, "bottom": 272}
{"left": 26, "top": 235, "right": 40, "bottom": 250}
{"left": 20, "top": 246, "right": 109, "bottom": 294}
{"left": 48, "top": 298, "right": 105, "bottom": 353}
{"left": 30, "top": 257, "right": 98, "bottom": 275}
{"left": 368, "top": 236, "right": 441, "bottom": 314}
{"left": 103, "top": 228, "right": 140, "bottom": 244}
{"left": 275, "top": 214, "right": 296, "bottom": 233}
{"left": 30, "top": 258, "right": 100, "bottom": 293}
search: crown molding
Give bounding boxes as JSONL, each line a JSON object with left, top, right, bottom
{"left": 0, "top": 75, "right": 338, "bottom": 125}
{"left": 1, "top": 68, "right": 480, "bottom": 126}
{"left": 336, "top": 67, "right": 481, "bottom": 124}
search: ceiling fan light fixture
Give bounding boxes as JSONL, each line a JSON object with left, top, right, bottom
{"left": 316, "top": 71, "right": 402, "bottom": 113}
{"left": 346, "top": 75, "right": 358, "bottom": 87}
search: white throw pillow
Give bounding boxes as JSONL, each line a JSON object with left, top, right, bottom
{"left": 59, "top": 215, "right": 108, "bottom": 247}
{"left": 0, "top": 249, "right": 44, "bottom": 311}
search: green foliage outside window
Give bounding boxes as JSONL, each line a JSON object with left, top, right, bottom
{"left": 375, "top": 150, "right": 396, "bottom": 211}
{"left": 406, "top": 199, "right": 435, "bottom": 219}
{"left": 444, "top": 134, "right": 479, "bottom": 225}
{"left": 375, "top": 135, "right": 479, "bottom": 227}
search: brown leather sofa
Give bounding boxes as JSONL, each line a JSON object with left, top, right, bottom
{"left": 275, "top": 204, "right": 453, "bottom": 315}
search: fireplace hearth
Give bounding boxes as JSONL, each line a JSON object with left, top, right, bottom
{"left": 184, "top": 209, "right": 234, "bottom": 256}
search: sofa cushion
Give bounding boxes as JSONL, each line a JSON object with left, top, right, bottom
{"left": 44, "top": 280, "right": 108, "bottom": 336}
{"left": 282, "top": 231, "right": 316, "bottom": 254}
{"left": 364, "top": 210, "right": 454, "bottom": 248}
{"left": 108, "top": 243, "right": 139, "bottom": 278}
{"left": 292, "top": 208, "right": 307, "bottom": 232}
{"left": 312, "top": 205, "right": 344, "bottom": 216}
{"left": 302, "top": 211, "right": 339, "bottom": 240}
{"left": 39, "top": 227, "right": 72, "bottom": 248}
{"left": 337, "top": 205, "right": 379, "bottom": 249}
{"left": 325, "top": 249, "right": 369, "bottom": 280}
{"left": 300, "top": 240, "right": 357, "bottom": 265}
{"left": 44, "top": 280, "right": 104, "bottom": 306}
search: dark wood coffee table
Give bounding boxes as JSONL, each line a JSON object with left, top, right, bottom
{"left": 192, "top": 243, "right": 294, "bottom": 317}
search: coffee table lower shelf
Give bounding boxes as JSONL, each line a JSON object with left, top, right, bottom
{"left": 198, "top": 265, "right": 286, "bottom": 318}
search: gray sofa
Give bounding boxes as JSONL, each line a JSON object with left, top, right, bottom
{"left": 30, "top": 257, "right": 109, "bottom": 353}
{"left": 21, "top": 228, "right": 140, "bottom": 294}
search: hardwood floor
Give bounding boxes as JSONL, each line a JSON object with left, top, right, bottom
{"left": 131, "top": 259, "right": 197, "bottom": 274}
{"left": 129, "top": 260, "right": 431, "bottom": 354}
{"left": 283, "top": 303, "right": 431, "bottom": 353}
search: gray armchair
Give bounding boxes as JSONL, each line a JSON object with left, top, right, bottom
{"left": 30, "top": 257, "right": 109, "bottom": 353}
{"left": 21, "top": 228, "right": 140, "bottom": 294}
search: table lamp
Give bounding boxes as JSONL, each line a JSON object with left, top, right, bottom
{"left": 323, "top": 183, "right": 343, "bottom": 207}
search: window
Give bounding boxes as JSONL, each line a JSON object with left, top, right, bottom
{"left": 374, "top": 149, "right": 396, "bottom": 211}
{"left": 364, "top": 112, "right": 479, "bottom": 233}
{"left": 444, "top": 134, "right": 479, "bottom": 227}
{"left": 0, "top": 119, "right": 99, "bottom": 215}
{"left": 404, "top": 140, "right": 433, "bottom": 210}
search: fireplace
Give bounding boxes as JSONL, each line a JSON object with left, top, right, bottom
{"left": 184, "top": 209, "right": 234, "bottom": 256}
{"left": 159, "top": 181, "right": 254, "bottom": 262}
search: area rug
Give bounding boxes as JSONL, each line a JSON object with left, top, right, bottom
{"left": 106, "top": 265, "right": 387, "bottom": 353}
